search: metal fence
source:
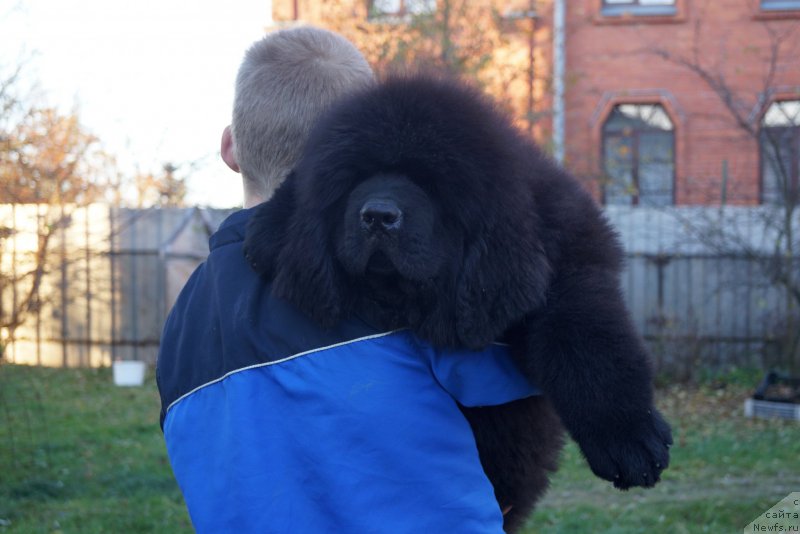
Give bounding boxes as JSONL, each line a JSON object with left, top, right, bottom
{"left": 1, "top": 203, "right": 797, "bottom": 375}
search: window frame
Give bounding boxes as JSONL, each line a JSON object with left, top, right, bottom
{"left": 760, "top": 0, "right": 800, "bottom": 12}
{"left": 601, "top": 104, "right": 677, "bottom": 207}
{"left": 759, "top": 100, "right": 800, "bottom": 204}
{"left": 600, "top": 0, "right": 678, "bottom": 17}
{"left": 367, "top": 0, "right": 436, "bottom": 20}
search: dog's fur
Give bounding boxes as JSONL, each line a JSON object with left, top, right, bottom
{"left": 243, "top": 75, "right": 672, "bottom": 532}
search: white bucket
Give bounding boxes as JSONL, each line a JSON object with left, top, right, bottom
{"left": 113, "top": 360, "right": 147, "bottom": 387}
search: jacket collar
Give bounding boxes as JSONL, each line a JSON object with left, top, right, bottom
{"left": 209, "top": 208, "right": 254, "bottom": 251}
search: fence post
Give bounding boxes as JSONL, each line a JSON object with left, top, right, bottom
{"left": 60, "top": 203, "right": 68, "bottom": 367}
{"left": 10, "top": 204, "right": 18, "bottom": 363}
{"left": 130, "top": 211, "right": 139, "bottom": 362}
{"left": 109, "top": 205, "right": 117, "bottom": 364}
{"left": 84, "top": 205, "right": 92, "bottom": 367}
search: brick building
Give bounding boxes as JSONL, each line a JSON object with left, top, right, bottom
{"left": 562, "top": 0, "right": 800, "bottom": 205}
{"left": 271, "top": 0, "right": 800, "bottom": 205}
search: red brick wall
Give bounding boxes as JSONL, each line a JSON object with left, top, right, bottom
{"left": 562, "top": 0, "right": 800, "bottom": 204}
{"left": 271, "top": 0, "right": 799, "bottom": 204}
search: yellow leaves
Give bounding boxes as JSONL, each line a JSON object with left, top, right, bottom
{"left": 321, "top": 0, "right": 531, "bottom": 121}
{"left": 1, "top": 106, "right": 107, "bottom": 205}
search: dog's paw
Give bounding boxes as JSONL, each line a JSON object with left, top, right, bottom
{"left": 579, "top": 408, "right": 672, "bottom": 490}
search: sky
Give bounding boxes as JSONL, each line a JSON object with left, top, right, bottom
{"left": 0, "top": 0, "right": 274, "bottom": 207}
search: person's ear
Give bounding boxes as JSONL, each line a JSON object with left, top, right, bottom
{"left": 221, "top": 125, "right": 240, "bottom": 173}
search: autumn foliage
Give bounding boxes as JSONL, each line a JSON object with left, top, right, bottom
{"left": 277, "top": 0, "right": 551, "bottom": 139}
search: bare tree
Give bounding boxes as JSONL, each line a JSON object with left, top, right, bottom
{"left": 647, "top": 13, "right": 800, "bottom": 372}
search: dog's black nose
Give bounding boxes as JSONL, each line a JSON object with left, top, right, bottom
{"left": 360, "top": 200, "right": 403, "bottom": 233}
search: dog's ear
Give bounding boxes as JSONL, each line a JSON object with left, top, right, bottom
{"left": 270, "top": 208, "right": 348, "bottom": 328}
{"left": 244, "top": 171, "right": 347, "bottom": 327}
{"left": 243, "top": 173, "right": 298, "bottom": 280}
{"left": 456, "top": 217, "right": 550, "bottom": 349}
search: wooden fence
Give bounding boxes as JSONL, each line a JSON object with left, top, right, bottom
{"left": 1, "top": 203, "right": 797, "bottom": 375}
{"left": 0, "top": 204, "right": 233, "bottom": 367}
{"left": 606, "top": 205, "right": 798, "bottom": 377}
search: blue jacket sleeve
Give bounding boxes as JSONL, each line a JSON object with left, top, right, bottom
{"left": 429, "top": 342, "right": 540, "bottom": 407}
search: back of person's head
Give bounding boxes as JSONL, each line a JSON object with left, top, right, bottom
{"left": 232, "top": 26, "right": 374, "bottom": 201}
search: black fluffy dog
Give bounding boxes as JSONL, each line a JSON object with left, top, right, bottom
{"left": 243, "top": 75, "right": 672, "bottom": 531}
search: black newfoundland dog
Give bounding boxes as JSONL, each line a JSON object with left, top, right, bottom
{"left": 243, "top": 75, "right": 672, "bottom": 531}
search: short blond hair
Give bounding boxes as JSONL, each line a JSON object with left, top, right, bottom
{"left": 232, "top": 27, "right": 374, "bottom": 199}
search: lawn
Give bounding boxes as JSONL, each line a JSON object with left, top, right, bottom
{"left": 522, "top": 379, "right": 800, "bottom": 533}
{"left": 0, "top": 365, "right": 191, "bottom": 534}
{"left": 1, "top": 364, "right": 798, "bottom": 533}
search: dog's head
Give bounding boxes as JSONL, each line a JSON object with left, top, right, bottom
{"left": 244, "top": 75, "right": 551, "bottom": 349}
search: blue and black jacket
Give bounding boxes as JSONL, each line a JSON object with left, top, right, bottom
{"left": 157, "top": 209, "right": 540, "bottom": 533}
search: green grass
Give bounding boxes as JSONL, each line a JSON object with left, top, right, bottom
{"left": 0, "top": 364, "right": 191, "bottom": 533}
{"left": 1, "top": 364, "right": 798, "bottom": 533}
{"left": 521, "top": 384, "right": 800, "bottom": 533}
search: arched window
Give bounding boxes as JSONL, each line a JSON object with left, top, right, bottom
{"left": 760, "top": 100, "right": 800, "bottom": 204}
{"left": 602, "top": 104, "right": 675, "bottom": 206}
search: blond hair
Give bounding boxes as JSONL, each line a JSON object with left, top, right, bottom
{"left": 232, "top": 27, "right": 374, "bottom": 200}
